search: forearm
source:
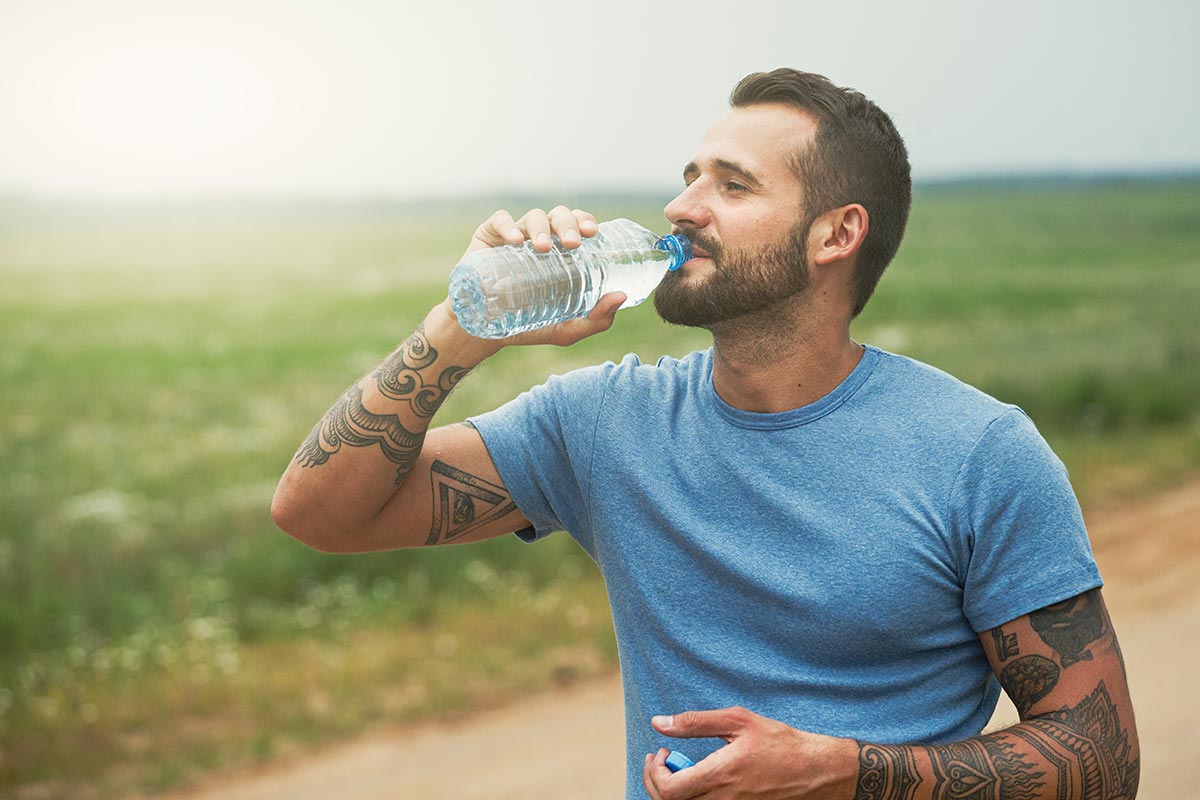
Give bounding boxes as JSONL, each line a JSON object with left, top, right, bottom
{"left": 271, "top": 300, "right": 501, "bottom": 544}
{"left": 855, "top": 690, "right": 1140, "bottom": 800}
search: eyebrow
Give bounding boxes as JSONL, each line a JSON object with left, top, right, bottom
{"left": 683, "top": 158, "right": 762, "bottom": 188}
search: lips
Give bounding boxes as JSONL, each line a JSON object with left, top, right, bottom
{"left": 670, "top": 229, "right": 714, "bottom": 261}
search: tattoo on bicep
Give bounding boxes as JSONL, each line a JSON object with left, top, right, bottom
{"left": 295, "top": 384, "right": 425, "bottom": 484}
{"left": 1029, "top": 590, "right": 1108, "bottom": 668}
{"left": 999, "top": 655, "right": 1060, "bottom": 717}
{"left": 374, "top": 325, "right": 470, "bottom": 419}
{"left": 991, "top": 625, "right": 1020, "bottom": 662}
{"left": 426, "top": 460, "right": 517, "bottom": 545}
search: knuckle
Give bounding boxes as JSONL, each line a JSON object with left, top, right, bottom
{"left": 549, "top": 204, "right": 571, "bottom": 216}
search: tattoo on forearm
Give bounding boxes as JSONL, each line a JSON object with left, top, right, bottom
{"left": 426, "top": 460, "right": 517, "bottom": 545}
{"left": 1008, "top": 683, "right": 1140, "bottom": 800}
{"left": 374, "top": 325, "right": 470, "bottom": 419}
{"left": 295, "top": 384, "right": 425, "bottom": 483}
{"left": 926, "top": 737, "right": 1042, "bottom": 800}
{"left": 854, "top": 681, "right": 1139, "bottom": 800}
{"left": 295, "top": 325, "right": 471, "bottom": 484}
{"left": 856, "top": 743, "right": 922, "bottom": 800}
{"left": 1029, "top": 590, "right": 1108, "bottom": 668}
{"left": 991, "top": 625, "right": 1020, "bottom": 662}
{"left": 999, "top": 655, "right": 1060, "bottom": 717}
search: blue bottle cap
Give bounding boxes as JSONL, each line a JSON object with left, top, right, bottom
{"left": 655, "top": 234, "right": 693, "bottom": 271}
{"left": 665, "top": 750, "right": 695, "bottom": 772}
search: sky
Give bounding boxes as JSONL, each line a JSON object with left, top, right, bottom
{"left": 1, "top": 0, "right": 1197, "bottom": 199}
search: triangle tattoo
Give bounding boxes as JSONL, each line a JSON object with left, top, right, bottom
{"left": 426, "top": 460, "right": 518, "bottom": 545}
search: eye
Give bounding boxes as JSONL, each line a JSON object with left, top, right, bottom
{"left": 725, "top": 181, "right": 747, "bottom": 193}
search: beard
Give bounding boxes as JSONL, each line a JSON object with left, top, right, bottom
{"left": 653, "top": 218, "right": 813, "bottom": 329}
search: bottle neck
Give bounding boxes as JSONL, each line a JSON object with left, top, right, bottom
{"left": 655, "top": 234, "right": 692, "bottom": 270}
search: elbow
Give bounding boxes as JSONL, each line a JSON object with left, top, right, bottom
{"left": 271, "top": 488, "right": 345, "bottom": 554}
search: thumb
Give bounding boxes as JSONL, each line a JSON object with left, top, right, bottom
{"left": 652, "top": 707, "right": 751, "bottom": 741}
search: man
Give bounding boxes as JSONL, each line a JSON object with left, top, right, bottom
{"left": 272, "top": 69, "right": 1139, "bottom": 799}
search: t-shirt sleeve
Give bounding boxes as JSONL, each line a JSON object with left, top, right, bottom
{"left": 466, "top": 360, "right": 619, "bottom": 551}
{"left": 950, "top": 408, "right": 1103, "bottom": 632}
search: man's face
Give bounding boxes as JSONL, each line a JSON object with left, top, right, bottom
{"left": 655, "top": 104, "right": 816, "bottom": 329}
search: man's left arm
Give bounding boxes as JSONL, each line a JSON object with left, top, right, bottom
{"left": 643, "top": 587, "right": 1139, "bottom": 800}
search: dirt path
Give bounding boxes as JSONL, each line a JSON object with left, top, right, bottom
{"left": 159, "top": 479, "right": 1200, "bottom": 800}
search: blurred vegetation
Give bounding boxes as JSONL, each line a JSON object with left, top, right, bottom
{"left": 1, "top": 181, "right": 1198, "bottom": 796}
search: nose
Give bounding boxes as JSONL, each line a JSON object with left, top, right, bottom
{"left": 664, "top": 179, "right": 712, "bottom": 232}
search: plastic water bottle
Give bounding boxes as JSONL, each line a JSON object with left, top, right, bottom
{"left": 449, "top": 218, "right": 692, "bottom": 339}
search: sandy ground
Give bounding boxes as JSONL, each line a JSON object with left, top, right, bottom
{"left": 159, "top": 479, "right": 1200, "bottom": 800}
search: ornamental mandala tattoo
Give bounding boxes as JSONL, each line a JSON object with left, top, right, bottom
{"left": 374, "top": 325, "right": 470, "bottom": 419}
{"left": 295, "top": 383, "right": 425, "bottom": 483}
{"left": 856, "top": 743, "right": 923, "bottom": 800}
{"left": 295, "top": 326, "right": 471, "bottom": 485}
{"left": 927, "top": 737, "right": 1043, "bottom": 800}
{"left": 1008, "top": 682, "right": 1139, "bottom": 800}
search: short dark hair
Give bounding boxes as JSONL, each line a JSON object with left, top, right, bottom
{"left": 730, "top": 68, "right": 911, "bottom": 317}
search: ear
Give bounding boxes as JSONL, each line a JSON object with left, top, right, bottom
{"left": 811, "top": 203, "right": 869, "bottom": 267}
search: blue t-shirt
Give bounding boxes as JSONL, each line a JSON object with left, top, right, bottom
{"left": 469, "top": 345, "right": 1101, "bottom": 798}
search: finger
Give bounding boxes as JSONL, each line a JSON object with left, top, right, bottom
{"left": 645, "top": 748, "right": 707, "bottom": 800}
{"left": 572, "top": 208, "right": 598, "bottom": 238}
{"left": 643, "top": 749, "right": 673, "bottom": 800}
{"left": 540, "top": 292, "right": 624, "bottom": 347}
{"left": 652, "top": 707, "right": 752, "bottom": 740}
{"left": 589, "top": 291, "right": 627, "bottom": 320}
{"left": 474, "top": 209, "right": 521, "bottom": 247}
{"left": 516, "top": 208, "right": 552, "bottom": 252}
{"left": 548, "top": 205, "right": 583, "bottom": 249}
{"left": 643, "top": 753, "right": 665, "bottom": 800}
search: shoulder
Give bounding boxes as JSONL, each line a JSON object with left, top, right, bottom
{"left": 524, "top": 349, "right": 708, "bottom": 407}
{"left": 866, "top": 346, "right": 1018, "bottom": 436}
{"left": 596, "top": 349, "right": 711, "bottom": 390}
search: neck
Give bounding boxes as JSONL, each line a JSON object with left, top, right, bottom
{"left": 707, "top": 294, "right": 863, "bottom": 414}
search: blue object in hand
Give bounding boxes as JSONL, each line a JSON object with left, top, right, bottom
{"left": 665, "top": 751, "right": 695, "bottom": 772}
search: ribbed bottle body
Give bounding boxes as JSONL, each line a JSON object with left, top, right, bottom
{"left": 449, "top": 218, "right": 679, "bottom": 339}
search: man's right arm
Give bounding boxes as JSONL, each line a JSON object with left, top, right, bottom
{"left": 270, "top": 207, "right": 624, "bottom": 553}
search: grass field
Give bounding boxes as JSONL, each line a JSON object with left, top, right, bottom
{"left": 1, "top": 181, "right": 1198, "bottom": 796}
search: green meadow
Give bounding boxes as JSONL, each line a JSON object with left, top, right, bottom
{"left": 1, "top": 181, "right": 1198, "bottom": 796}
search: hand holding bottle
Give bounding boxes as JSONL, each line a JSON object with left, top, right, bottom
{"left": 448, "top": 206, "right": 690, "bottom": 342}
{"left": 445, "top": 206, "right": 628, "bottom": 348}
{"left": 462, "top": 206, "right": 599, "bottom": 260}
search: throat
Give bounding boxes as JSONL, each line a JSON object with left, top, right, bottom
{"left": 709, "top": 311, "right": 864, "bottom": 414}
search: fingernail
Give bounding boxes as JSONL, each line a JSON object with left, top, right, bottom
{"left": 652, "top": 714, "right": 673, "bottom": 729}
{"left": 537, "top": 233, "right": 551, "bottom": 244}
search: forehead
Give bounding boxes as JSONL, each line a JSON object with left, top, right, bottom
{"left": 691, "top": 103, "right": 817, "bottom": 183}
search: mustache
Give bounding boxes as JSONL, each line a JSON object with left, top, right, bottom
{"left": 671, "top": 226, "right": 722, "bottom": 259}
